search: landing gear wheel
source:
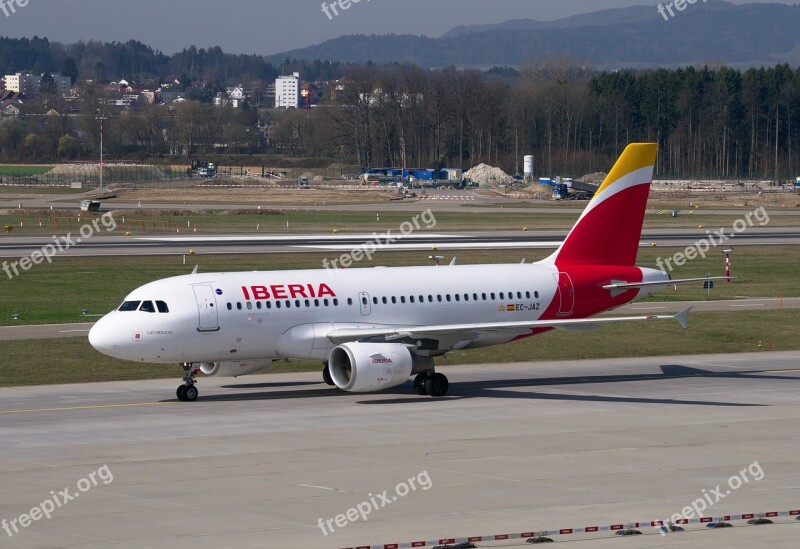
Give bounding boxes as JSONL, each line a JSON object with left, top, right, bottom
{"left": 323, "top": 364, "right": 335, "bottom": 386}
{"left": 413, "top": 373, "right": 429, "bottom": 396}
{"left": 184, "top": 385, "right": 198, "bottom": 402}
{"left": 177, "top": 363, "right": 200, "bottom": 402}
{"left": 424, "top": 373, "right": 449, "bottom": 397}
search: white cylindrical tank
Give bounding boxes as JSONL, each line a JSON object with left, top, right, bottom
{"left": 524, "top": 155, "right": 534, "bottom": 179}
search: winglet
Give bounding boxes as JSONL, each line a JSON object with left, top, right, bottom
{"left": 674, "top": 306, "right": 692, "bottom": 329}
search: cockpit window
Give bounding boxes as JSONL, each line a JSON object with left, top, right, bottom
{"left": 139, "top": 301, "right": 156, "bottom": 313}
{"left": 119, "top": 301, "right": 141, "bottom": 312}
{"left": 156, "top": 301, "right": 169, "bottom": 313}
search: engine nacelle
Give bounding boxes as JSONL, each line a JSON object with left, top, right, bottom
{"left": 199, "top": 360, "right": 274, "bottom": 377}
{"left": 329, "top": 342, "right": 416, "bottom": 393}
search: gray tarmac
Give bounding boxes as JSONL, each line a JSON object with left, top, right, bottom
{"left": 1, "top": 352, "right": 799, "bottom": 548}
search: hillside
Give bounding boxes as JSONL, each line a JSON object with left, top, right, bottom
{"left": 268, "top": 1, "right": 800, "bottom": 68}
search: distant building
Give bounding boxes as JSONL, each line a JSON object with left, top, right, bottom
{"left": 213, "top": 85, "right": 247, "bottom": 108}
{"left": 275, "top": 73, "right": 300, "bottom": 109}
{"left": 4, "top": 73, "right": 71, "bottom": 96}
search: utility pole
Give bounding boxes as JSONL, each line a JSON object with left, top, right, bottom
{"left": 95, "top": 113, "right": 107, "bottom": 189}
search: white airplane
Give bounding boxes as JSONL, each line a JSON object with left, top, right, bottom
{"left": 89, "top": 143, "right": 712, "bottom": 402}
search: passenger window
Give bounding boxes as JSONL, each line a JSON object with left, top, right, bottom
{"left": 455, "top": 294, "right": 460, "bottom": 302}
{"left": 227, "top": 303, "right": 232, "bottom": 311}
{"left": 246, "top": 302, "right": 253, "bottom": 310}
{"left": 324, "top": 299, "right": 329, "bottom": 306}
{"left": 267, "top": 302, "right": 272, "bottom": 309}
{"left": 446, "top": 295, "right": 451, "bottom": 302}
{"left": 491, "top": 293, "right": 496, "bottom": 300}
{"left": 362, "top": 297, "right": 368, "bottom": 305}
{"left": 482, "top": 293, "right": 487, "bottom": 300}
{"left": 382, "top": 297, "right": 388, "bottom": 304}
{"left": 410, "top": 296, "right": 415, "bottom": 303}
{"left": 526, "top": 291, "right": 531, "bottom": 299}
{"left": 437, "top": 295, "right": 442, "bottom": 302}
{"left": 119, "top": 300, "right": 141, "bottom": 312}
{"left": 517, "top": 292, "right": 522, "bottom": 299}
{"left": 256, "top": 302, "right": 262, "bottom": 309}
{"left": 535, "top": 291, "right": 539, "bottom": 298}
{"left": 295, "top": 300, "right": 301, "bottom": 308}
{"left": 139, "top": 301, "right": 156, "bottom": 313}
{"left": 156, "top": 301, "right": 169, "bottom": 313}
{"left": 499, "top": 292, "right": 504, "bottom": 299}
{"left": 333, "top": 298, "right": 339, "bottom": 306}
{"left": 314, "top": 299, "right": 320, "bottom": 307}
{"left": 391, "top": 297, "right": 397, "bottom": 304}
{"left": 276, "top": 301, "right": 281, "bottom": 309}
{"left": 305, "top": 299, "right": 311, "bottom": 307}
{"left": 401, "top": 296, "right": 406, "bottom": 304}
{"left": 285, "top": 300, "right": 291, "bottom": 309}
{"left": 237, "top": 303, "right": 242, "bottom": 310}
{"left": 347, "top": 298, "right": 353, "bottom": 306}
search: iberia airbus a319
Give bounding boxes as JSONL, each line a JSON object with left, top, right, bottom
{"left": 90, "top": 143, "right": 712, "bottom": 401}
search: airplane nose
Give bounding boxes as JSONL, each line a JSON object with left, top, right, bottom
{"left": 88, "top": 316, "right": 117, "bottom": 354}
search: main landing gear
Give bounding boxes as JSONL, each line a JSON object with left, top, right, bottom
{"left": 177, "top": 363, "right": 200, "bottom": 402}
{"left": 414, "top": 371, "right": 449, "bottom": 397}
{"left": 322, "top": 362, "right": 335, "bottom": 386}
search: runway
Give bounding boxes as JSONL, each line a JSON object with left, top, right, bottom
{"left": 2, "top": 228, "right": 800, "bottom": 258}
{"left": 1, "top": 352, "right": 799, "bottom": 548}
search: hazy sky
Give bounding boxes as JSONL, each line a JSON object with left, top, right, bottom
{"left": 1, "top": 0, "right": 798, "bottom": 55}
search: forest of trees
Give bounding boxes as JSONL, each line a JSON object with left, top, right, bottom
{"left": 0, "top": 37, "right": 352, "bottom": 87}
{"left": 4, "top": 38, "right": 800, "bottom": 180}
{"left": 281, "top": 62, "right": 800, "bottom": 180}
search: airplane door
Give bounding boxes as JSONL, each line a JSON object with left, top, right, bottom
{"left": 358, "top": 292, "right": 371, "bottom": 316}
{"left": 193, "top": 284, "right": 220, "bottom": 332}
{"left": 555, "top": 272, "right": 575, "bottom": 316}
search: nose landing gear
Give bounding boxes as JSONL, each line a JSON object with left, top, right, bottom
{"left": 177, "top": 363, "right": 200, "bottom": 401}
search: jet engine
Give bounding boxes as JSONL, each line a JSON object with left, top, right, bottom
{"left": 328, "top": 342, "right": 424, "bottom": 393}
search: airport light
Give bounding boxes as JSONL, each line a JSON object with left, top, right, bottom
{"left": 722, "top": 248, "right": 733, "bottom": 283}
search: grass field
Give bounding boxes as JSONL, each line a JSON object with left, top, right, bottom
{"left": 0, "top": 309, "right": 795, "bottom": 387}
{"left": 0, "top": 165, "right": 54, "bottom": 176}
{"left": 0, "top": 247, "right": 796, "bottom": 327}
{"left": 1, "top": 206, "right": 799, "bottom": 236}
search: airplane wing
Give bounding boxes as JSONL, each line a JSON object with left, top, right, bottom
{"left": 326, "top": 307, "right": 692, "bottom": 345}
{"left": 603, "top": 277, "right": 733, "bottom": 291}
{"left": 602, "top": 277, "right": 732, "bottom": 297}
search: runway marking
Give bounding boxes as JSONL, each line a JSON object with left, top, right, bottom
{"left": 730, "top": 304, "right": 765, "bottom": 307}
{"left": 0, "top": 402, "right": 177, "bottom": 414}
{"left": 630, "top": 306, "right": 667, "bottom": 310}
{"left": 59, "top": 329, "right": 91, "bottom": 333}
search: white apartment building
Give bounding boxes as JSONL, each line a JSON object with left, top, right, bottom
{"left": 3, "top": 73, "right": 71, "bottom": 96}
{"left": 275, "top": 72, "right": 300, "bottom": 109}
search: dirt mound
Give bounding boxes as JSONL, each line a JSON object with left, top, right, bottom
{"left": 464, "top": 164, "right": 514, "bottom": 187}
{"left": 43, "top": 163, "right": 169, "bottom": 182}
{"left": 577, "top": 172, "right": 607, "bottom": 184}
